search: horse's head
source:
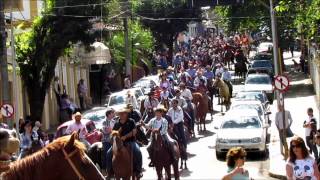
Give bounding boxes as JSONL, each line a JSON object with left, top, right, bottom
{"left": 192, "top": 93, "right": 202, "bottom": 104}
{"left": 151, "top": 130, "right": 163, "bottom": 150}
{"left": 0, "top": 128, "right": 20, "bottom": 162}
{"left": 213, "top": 78, "right": 222, "bottom": 87}
{"left": 111, "top": 130, "right": 124, "bottom": 152}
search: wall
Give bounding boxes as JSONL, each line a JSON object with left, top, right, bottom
{"left": 308, "top": 44, "right": 320, "bottom": 121}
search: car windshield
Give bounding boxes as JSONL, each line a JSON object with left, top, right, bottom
{"left": 108, "top": 95, "right": 125, "bottom": 106}
{"left": 246, "top": 76, "right": 271, "bottom": 84}
{"left": 232, "top": 104, "right": 263, "bottom": 116}
{"left": 252, "top": 61, "right": 272, "bottom": 68}
{"left": 236, "top": 93, "right": 264, "bottom": 103}
{"left": 253, "top": 54, "right": 272, "bottom": 60}
{"left": 84, "top": 113, "right": 105, "bottom": 122}
{"left": 222, "top": 117, "right": 261, "bottom": 129}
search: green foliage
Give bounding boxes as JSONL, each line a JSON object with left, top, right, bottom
{"left": 108, "top": 20, "right": 154, "bottom": 69}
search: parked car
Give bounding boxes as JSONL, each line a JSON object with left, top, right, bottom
{"left": 104, "top": 87, "right": 144, "bottom": 110}
{"left": 55, "top": 119, "right": 102, "bottom": 145}
{"left": 251, "top": 52, "right": 273, "bottom": 61}
{"left": 234, "top": 91, "right": 270, "bottom": 109}
{"left": 244, "top": 74, "right": 274, "bottom": 103}
{"left": 215, "top": 109, "right": 269, "bottom": 159}
{"left": 249, "top": 60, "right": 274, "bottom": 75}
{"left": 82, "top": 107, "right": 108, "bottom": 130}
{"left": 257, "top": 42, "right": 273, "bottom": 53}
{"left": 132, "top": 75, "right": 160, "bottom": 93}
{"left": 230, "top": 100, "right": 271, "bottom": 124}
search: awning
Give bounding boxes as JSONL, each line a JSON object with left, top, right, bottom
{"left": 79, "top": 42, "right": 111, "bottom": 65}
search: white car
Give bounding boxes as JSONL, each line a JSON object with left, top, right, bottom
{"left": 82, "top": 107, "right": 108, "bottom": 130}
{"left": 132, "top": 75, "right": 160, "bottom": 93}
{"left": 244, "top": 74, "right": 274, "bottom": 103}
{"left": 230, "top": 100, "right": 271, "bottom": 124}
{"left": 215, "top": 109, "right": 269, "bottom": 159}
{"left": 257, "top": 42, "right": 273, "bottom": 53}
{"left": 105, "top": 88, "right": 144, "bottom": 110}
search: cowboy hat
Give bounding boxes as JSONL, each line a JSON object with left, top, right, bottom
{"left": 154, "top": 105, "right": 167, "bottom": 113}
{"left": 116, "top": 107, "right": 131, "bottom": 114}
{"left": 167, "top": 66, "right": 174, "bottom": 71}
{"left": 126, "top": 104, "right": 134, "bottom": 109}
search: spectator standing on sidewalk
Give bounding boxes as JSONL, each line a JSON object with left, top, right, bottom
{"left": 303, "top": 108, "right": 318, "bottom": 159}
{"left": 77, "top": 79, "right": 87, "bottom": 111}
{"left": 286, "top": 136, "right": 320, "bottom": 180}
{"left": 275, "top": 105, "right": 293, "bottom": 156}
{"left": 124, "top": 75, "right": 131, "bottom": 89}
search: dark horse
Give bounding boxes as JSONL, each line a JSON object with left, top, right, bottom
{"left": 192, "top": 93, "right": 209, "bottom": 131}
{"left": 110, "top": 130, "right": 140, "bottom": 180}
{"left": 234, "top": 52, "right": 248, "bottom": 81}
{"left": 1, "top": 132, "right": 104, "bottom": 180}
{"left": 151, "top": 131, "right": 180, "bottom": 180}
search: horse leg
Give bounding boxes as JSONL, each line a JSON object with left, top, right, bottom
{"left": 165, "top": 165, "right": 171, "bottom": 180}
{"left": 156, "top": 166, "right": 163, "bottom": 180}
{"left": 203, "top": 116, "right": 206, "bottom": 131}
{"left": 180, "top": 157, "right": 183, "bottom": 169}
{"left": 172, "top": 160, "right": 180, "bottom": 180}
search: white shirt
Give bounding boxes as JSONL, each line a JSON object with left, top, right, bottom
{"left": 180, "top": 88, "right": 193, "bottom": 100}
{"left": 125, "top": 95, "right": 138, "bottom": 110}
{"left": 144, "top": 98, "right": 159, "bottom": 109}
{"left": 287, "top": 156, "right": 317, "bottom": 180}
{"left": 160, "top": 90, "right": 170, "bottom": 100}
{"left": 304, "top": 116, "right": 317, "bottom": 137}
{"left": 167, "top": 106, "right": 184, "bottom": 124}
{"left": 215, "top": 67, "right": 224, "bottom": 76}
{"left": 275, "top": 110, "right": 293, "bottom": 130}
{"left": 65, "top": 120, "right": 88, "bottom": 139}
{"left": 222, "top": 71, "right": 231, "bottom": 81}
{"left": 193, "top": 76, "right": 207, "bottom": 88}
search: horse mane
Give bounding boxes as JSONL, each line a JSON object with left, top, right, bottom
{"left": 2, "top": 135, "right": 86, "bottom": 179}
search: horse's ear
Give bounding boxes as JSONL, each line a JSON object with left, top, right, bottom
{"left": 66, "top": 132, "right": 77, "bottom": 149}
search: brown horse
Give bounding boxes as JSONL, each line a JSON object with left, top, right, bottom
{"left": 151, "top": 131, "right": 180, "bottom": 180}
{"left": 1, "top": 132, "right": 104, "bottom": 180}
{"left": 192, "top": 93, "right": 209, "bottom": 131}
{"left": 213, "top": 78, "right": 231, "bottom": 112}
{"left": 111, "top": 131, "right": 139, "bottom": 180}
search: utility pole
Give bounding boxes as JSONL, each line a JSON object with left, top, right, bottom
{"left": 269, "top": 0, "right": 288, "bottom": 160}
{"left": 0, "top": 0, "right": 10, "bottom": 105}
{"left": 123, "top": 0, "right": 131, "bottom": 79}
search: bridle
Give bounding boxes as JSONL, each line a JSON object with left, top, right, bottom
{"left": 62, "top": 148, "right": 85, "bottom": 180}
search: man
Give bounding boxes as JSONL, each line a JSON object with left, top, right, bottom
{"left": 275, "top": 105, "right": 293, "bottom": 156}
{"left": 143, "top": 91, "right": 159, "bottom": 123}
{"left": 179, "top": 83, "right": 193, "bottom": 101}
{"left": 303, "top": 107, "right": 318, "bottom": 159}
{"left": 172, "top": 89, "right": 187, "bottom": 108}
{"left": 215, "top": 64, "right": 224, "bottom": 77}
{"left": 101, "top": 108, "right": 116, "bottom": 173}
{"left": 127, "top": 104, "right": 142, "bottom": 123}
{"left": 32, "top": 121, "right": 44, "bottom": 141}
{"left": 203, "top": 65, "right": 214, "bottom": 81}
{"left": 222, "top": 67, "right": 233, "bottom": 96}
{"left": 167, "top": 99, "right": 187, "bottom": 149}
{"left": 77, "top": 79, "right": 87, "bottom": 111}
{"left": 141, "top": 107, "right": 178, "bottom": 167}
{"left": 106, "top": 107, "right": 143, "bottom": 178}
{"left": 125, "top": 91, "right": 138, "bottom": 110}
{"left": 193, "top": 71, "right": 207, "bottom": 88}
{"left": 65, "top": 112, "right": 89, "bottom": 148}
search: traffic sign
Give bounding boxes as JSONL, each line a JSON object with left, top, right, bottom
{"left": 274, "top": 75, "right": 290, "bottom": 92}
{"left": 1, "top": 103, "right": 14, "bottom": 118}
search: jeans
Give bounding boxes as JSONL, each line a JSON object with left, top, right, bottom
{"left": 306, "top": 136, "right": 318, "bottom": 160}
{"left": 79, "top": 96, "right": 85, "bottom": 110}
{"left": 102, "top": 142, "right": 112, "bottom": 169}
{"left": 106, "top": 141, "right": 142, "bottom": 174}
{"left": 174, "top": 122, "right": 187, "bottom": 149}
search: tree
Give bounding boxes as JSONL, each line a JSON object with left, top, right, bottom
{"left": 15, "top": 0, "right": 106, "bottom": 121}
{"left": 134, "top": 0, "right": 202, "bottom": 60}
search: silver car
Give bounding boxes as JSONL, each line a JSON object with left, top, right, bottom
{"left": 215, "top": 109, "right": 269, "bottom": 159}
{"left": 104, "top": 87, "right": 144, "bottom": 110}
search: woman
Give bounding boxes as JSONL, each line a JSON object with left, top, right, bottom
{"left": 19, "top": 121, "right": 43, "bottom": 159}
{"left": 159, "top": 73, "right": 170, "bottom": 89}
{"left": 222, "top": 147, "right": 250, "bottom": 180}
{"left": 286, "top": 136, "right": 320, "bottom": 180}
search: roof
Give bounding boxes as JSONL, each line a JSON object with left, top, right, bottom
{"left": 247, "top": 73, "right": 271, "bottom": 78}
{"left": 225, "top": 109, "right": 260, "bottom": 118}
{"left": 232, "top": 100, "right": 262, "bottom": 105}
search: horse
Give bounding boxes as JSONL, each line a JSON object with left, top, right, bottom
{"left": 151, "top": 131, "right": 180, "bottom": 180}
{"left": 0, "top": 128, "right": 20, "bottom": 174}
{"left": 111, "top": 131, "right": 140, "bottom": 180}
{"left": 1, "top": 132, "right": 104, "bottom": 180}
{"left": 192, "top": 93, "right": 209, "bottom": 131}
{"left": 213, "top": 78, "right": 231, "bottom": 112}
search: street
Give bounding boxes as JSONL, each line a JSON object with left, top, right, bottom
{"left": 139, "top": 51, "right": 314, "bottom": 179}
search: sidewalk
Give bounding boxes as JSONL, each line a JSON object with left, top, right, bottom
{"left": 269, "top": 52, "right": 319, "bottom": 179}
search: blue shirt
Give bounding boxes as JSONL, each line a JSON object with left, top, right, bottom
{"left": 203, "top": 70, "right": 214, "bottom": 80}
{"left": 187, "top": 68, "right": 197, "bottom": 78}
{"left": 227, "top": 167, "right": 250, "bottom": 180}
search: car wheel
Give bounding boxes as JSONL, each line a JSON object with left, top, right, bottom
{"left": 216, "top": 151, "right": 224, "bottom": 160}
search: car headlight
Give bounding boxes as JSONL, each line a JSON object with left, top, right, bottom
{"left": 251, "top": 137, "right": 261, "bottom": 143}
{"left": 217, "top": 138, "right": 229, "bottom": 143}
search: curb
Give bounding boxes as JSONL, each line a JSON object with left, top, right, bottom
{"left": 268, "top": 171, "right": 286, "bottom": 180}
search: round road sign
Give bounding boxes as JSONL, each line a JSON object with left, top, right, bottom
{"left": 274, "top": 75, "right": 290, "bottom": 92}
{"left": 1, "top": 103, "right": 14, "bottom": 118}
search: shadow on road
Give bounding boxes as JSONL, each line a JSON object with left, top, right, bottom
{"left": 179, "top": 168, "right": 193, "bottom": 177}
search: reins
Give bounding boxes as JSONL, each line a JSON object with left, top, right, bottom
{"left": 62, "top": 148, "right": 85, "bottom": 180}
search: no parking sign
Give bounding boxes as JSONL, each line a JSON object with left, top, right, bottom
{"left": 1, "top": 103, "right": 14, "bottom": 118}
{"left": 274, "top": 75, "right": 290, "bottom": 92}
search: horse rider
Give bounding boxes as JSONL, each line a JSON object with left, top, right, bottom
{"left": 106, "top": 107, "right": 143, "bottom": 178}
{"left": 160, "top": 87, "right": 170, "bottom": 110}
{"left": 193, "top": 70, "right": 207, "bottom": 89}
{"left": 141, "top": 107, "right": 178, "bottom": 167}
{"left": 215, "top": 63, "right": 224, "bottom": 78}
{"left": 127, "top": 104, "right": 142, "bottom": 123}
{"left": 101, "top": 108, "right": 116, "bottom": 174}
{"left": 222, "top": 67, "right": 233, "bottom": 96}
{"left": 125, "top": 90, "right": 139, "bottom": 110}
{"left": 143, "top": 91, "right": 159, "bottom": 123}
{"left": 167, "top": 99, "right": 187, "bottom": 149}
{"left": 172, "top": 89, "right": 187, "bottom": 108}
